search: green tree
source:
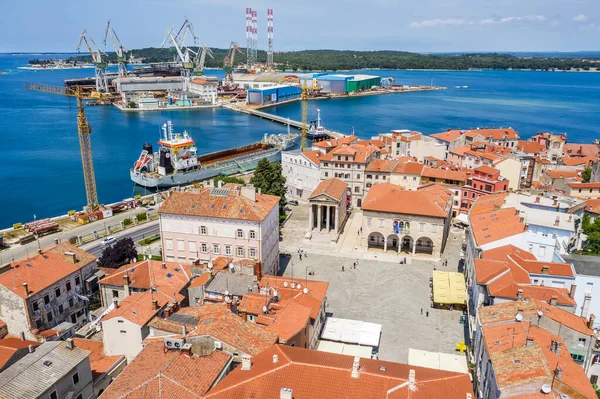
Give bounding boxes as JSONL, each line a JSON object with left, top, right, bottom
{"left": 251, "top": 158, "right": 287, "bottom": 212}
{"left": 98, "top": 237, "right": 137, "bottom": 268}
{"left": 582, "top": 167, "right": 592, "bottom": 183}
{"left": 213, "top": 176, "right": 245, "bottom": 187}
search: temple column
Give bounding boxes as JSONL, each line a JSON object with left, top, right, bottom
{"left": 317, "top": 205, "right": 322, "bottom": 231}
{"left": 308, "top": 205, "right": 314, "bottom": 231}
{"left": 325, "top": 205, "right": 331, "bottom": 233}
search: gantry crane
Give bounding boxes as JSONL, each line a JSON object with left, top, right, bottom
{"left": 24, "top": 83, "right": 99, "bottom": 210}
{"left": 162, "top": 19, "right": 198, "bottom": 92}
{"left": 103, "top": 21, "right": 127, "bottom": 78}
{"left": 223, "top": 42, "right": 244, "bottom": 85}
{"left": 77, "top": 29, "right": 109, "bottom": 94}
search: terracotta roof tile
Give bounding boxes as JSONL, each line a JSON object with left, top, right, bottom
{"left": 474, "top": 165, "right": 499, "bottom": 175}
{"left": 568, "top": 182, "right": 600, "bottom": 189}
{"left": 71, "top": 338, "right": 123, "bottom": 381}
{"left": 0, "top": 243, "right": 96, "bottom": 299}
{"left": 159, "top": 185, "right": 279, "bottom": 222}
{"left": 563, "top": 143, "right": 600, "bottom": 158}
{"left": 465, "top": 128, "right": 519, "bottom": 141}
{"left": 586, "top": 199, "right": 600, "bottom": 215}
{"left": 545, "top": 170, "right": 581, "bottom": 180}
{"left": 422, "top": 167, "right": 467, "bottom": 182}
{"left": 264, "top": 300, "right": 312, "bottom": 342}
{"left": 365, "top": 159, "right": 399, "bottom": 173}
{"left": 189, "top": 273, "right": 212, "bottom": 288}
{"left": 518, "top": 141, "right": 547, "bottom": 154}
{"left": 391, "top": 161, "right": 425, "bottom": 175}
{"left": 103, "top": 291, "right": 171, "bottom": 326}
{"left": 308, "top": 178, "right": 348, "bottom": 201}
{"left": 469, "top": 207, "right": 524, "bottom": 245}
{"left": 449, "top": 145, "right": 471, "bottom": 156}
{"left": 206, "top": 345, "right": 474, "bottom": 399}
{"left": 562, "top": 156, "right": 596, "bottom": 166}
{"left": 238, "top": 292, "right": 272, "bottom": 316}
{"left": 0, "top": 338, "right": 40, "bottom": 371}
{"left": 100, "top": 340, "right": 231, "bottom": 399}
{"left": 320, "top": 143, "right": 380, "bottom": 164}
{"left": 259, "top": 276, "right": 329, "bottom": 321}
{"left": 430, "top": 129, "right": 463, "bottom": 142}
{"left": 301, "top": 150, "right": 322, "bottom": 166}
{"left": 362, "top": 183, "right": 452, "bottom": 218}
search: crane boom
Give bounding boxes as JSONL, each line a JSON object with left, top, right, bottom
{"left": 77, "top": 29, "right": 109, "bottom": 93}
{"left": 24, "top": 83, "right": 99, "bottom": 210}
{"left": 103, "top": 21, "right": 128, "bottom": 77}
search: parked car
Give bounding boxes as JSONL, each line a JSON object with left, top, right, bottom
{"left": 287, "top": 200, "right": 299, "bottom": 206}
{"left": 102, "top": 236, "right": 116, "bottom": 246}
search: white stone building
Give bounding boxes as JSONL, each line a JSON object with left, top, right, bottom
{"left": 282, "top": 149, "right": 322, "bottom": 201}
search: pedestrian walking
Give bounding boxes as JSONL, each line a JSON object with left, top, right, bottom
{"left": 426, "top": 310, "right": 429, "bottom": 317}
{"left": 305, "top": 250, "right": 308, "bottom": 258}
{"left": 342, "top": 265, "right": 345, "bottom": 272}
{"left": 421, "top": 307, "right": 423, "bottom": 315}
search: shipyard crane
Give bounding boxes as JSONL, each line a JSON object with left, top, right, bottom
{"left": 103, "top": 21, "right": 128, "bottom": 78}
{"left": 223, "top": 42, "right": 244, "bottom": 85}
{"left": 77, "top": 29, "right": 109, "bottom": 94}
{"left": 161, "top": 23, "right": 196, "bottom": 92}
{"left": 24, "top": 83, "right": 99, "bottom": 210}
{"left": 194, "top": 44, "right": 214, "bottom": 74}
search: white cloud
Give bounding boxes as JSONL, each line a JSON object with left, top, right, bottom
{"left": 408, "top": 18, "right": 467, "bottom": 28}
{"left": 479, "top": 15, "right": 546, "bottom": 25}
{"left": 573, "top": 14, "right": 588, "bottom": 22}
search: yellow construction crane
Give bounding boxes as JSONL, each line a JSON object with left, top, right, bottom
{"left": 24, "top": 83, "right": 99, "bottom": 211}
{"left": 301, "top": 78, "right": 308, "bottom": 150}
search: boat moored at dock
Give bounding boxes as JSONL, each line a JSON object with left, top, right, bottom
{"left": 130, "top": 121, "right": 298, "bottom": 188}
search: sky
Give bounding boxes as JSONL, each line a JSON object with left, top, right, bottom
{"left": 0, "top": 0, "right": 599, "bottom": 53}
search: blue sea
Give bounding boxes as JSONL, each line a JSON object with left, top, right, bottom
{"left": 1, "top": 54, "right": 599, "bottom": 226}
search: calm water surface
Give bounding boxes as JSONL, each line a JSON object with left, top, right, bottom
{"left": 0, "top": 54, "right": 599, "bottom": 225}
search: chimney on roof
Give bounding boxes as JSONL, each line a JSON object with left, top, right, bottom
{"left": 517, "top": 289, "right": 523, "bottom": 300}
{"left": 241, "top": 355, "right": 252, "bottom": 371}
{"left": 554, "top": 367, "right": 563, "bottom": 380}
{"left": 525, "top": 337, "right": 534, "bottom": 348}
{"left": 408, "top": 369, "right": 416, "bottom": 391}
{"left": 273, "top": 354, "right": 279, "bottom": 363}
{"left": 569, "top": 284, "right": 577, "bottom": 299}
{"left": 65, "top": 338, "right": 74, "bottom": 350}
{"left": 162, "top": 262, "right": 167, "bottom": 269}
{"left": 466, "top": 394, "right": 472, "bottom": 399}
{"left": 553, "top": 199, "right": 557, "bottom": 206}
{"left": 19, "top": 331, "right": 25, "bottom": 341}
{"left": 182, "top": 324, "right": 187, "bottom": 337}
{"left": 542, "top": 265, "right": 549, "bottom": 275}
{"left": 280, "top": 388, "right": 293, "bottom": 399}
{"left": 582, "top": 293, "right": 592, "bottom": 318}
{"left": 152, "top": 299, "right": 159, "bottom": 310}
{"left": 28, "top": 345, "right": 35, "bottom": 353}
{"left": 37, "top": 249, "right": 43, "bottom": 255}
{"left": 22, "top": 283, "right": 29, "bottom": 297}
{"left": 241, "top": 184, "right": 257, "bottom": 202}
{"left": 549, "top": 296, "right": 557, "bottom": 306}
{"left": 351, "top": 356, "right": 360, "bottom": 379}
{"left": 63, "top": 251, "right": 77, "bottom": 264}
{"left": 554, "top": 216, "right": 560, "bottom": 226}
{"left": 588, "top": 314, "right": 596, "bottom": 329}
{"left": 535, "top": 196, "right": 540, "bottom": 203}
{"left": 123, "top": 275, "right": 130, "bottom": 297}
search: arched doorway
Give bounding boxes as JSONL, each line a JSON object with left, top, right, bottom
{"left": 356, "top": 198, "right": 362, "bottom": 208}
{"left": 415, "top": 237, "right": 434, "bottom": 255}
{"left": 401, "top": 236, "right": 413, "bottom": 253}
{"left": 368, "top": 232, "right": 385, "bottom": 250}
{"left": 386, "top": 234, "right": 399, "bottom": 252}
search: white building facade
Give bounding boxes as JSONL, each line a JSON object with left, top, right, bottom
{"left": 282, "top": 150, "right": 322, "bottom": 201}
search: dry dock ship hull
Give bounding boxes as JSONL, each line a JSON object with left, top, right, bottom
{"left": 130, "top": 144, "right": 283, "bottom": 188}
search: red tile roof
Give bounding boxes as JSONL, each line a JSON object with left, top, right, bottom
{"left": 100, "top": 340, "right": 231, "bottom": 399}
{"left": 430, "top": 129, "right": 464, "bottom": 143}
{"left": 264, "top": 300, "right": 312, "bottom": 342}
{"left": 469, "top": 208, "right": 524, "bottom": 246}
{"left": 518, "top": 140, "right": 547, "bottom": 154}
{"left": 563, "top": 143, "right": 600, "bottom": 158}
{"left": 421, "top": 167, "right": 467, "bottom": 182}
{"left": 474, "top": 165, "right": 499, "bottom": 175}
{"left": 449, "top": 145, "right": 471, "bottom": 156}
{"left": 71, "top": 338, "right": 123, "bottom": 381}
{"left": 562, "top": 156, "right": 596, "bottom": 166}
{"left": 99, "top": 260, "right": 192, "bottom": 302}
{"left": 259, "top": 276, "right": 329, "bottom": 321}
{"left": 366, "top": 159, "right": 400, "bottom": 173}
{"left": 312, "top": 136, "right": 358, "bottom": 149}
{"left": 206, "top": 345, "right": 474, "bottom": 399}
{"left": 465, "top": 128, "right": 519, "bottom": 141}
{"left": 568, "top": 182, "right": 600, "bottom": 189}
{"left": 0, "top": 243, "right": 96, "bottom": 299}
{"left": 545, "top": 170, "right": 581, "bottom": 180}
{"left": 320, "top": 143, "right": 380, "bottom": 164}
{"left": 308, "top": 178, "right": 348, "bottom": 201}
{"left": 189, "top": 273, "right": 213, "bottom": 289}
{"left": 103, "top": 291, "right": 171, "bottom": 326}
{"left": 362, "top": 183, "right": 452, "bottom": 218}
{"left": 586, "top": 199, "right": 600, "bottom": 215}
{"left": 302, "top": 150, "right": 323, "bottom": 166}
{"left": 469, "top": 192, "right": 508, "bottom": 216}
{"left": 0, "top": 338, "right": 40, "bottom": 371}
{"left": 159, "top": 184, "right": 280, "bottom": 222}
{"left": 482, "top": 321, "right": 596, "bottom": 398}
{"left": 392, "top": 161, "right": 425, "bottom": 175}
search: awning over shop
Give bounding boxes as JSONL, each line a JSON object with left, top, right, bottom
{"left": 432, "top": 271, "right": 467, "bottom": 306}
{"left": 321, "top": 317, "right": 382, "bottom": 347}
{"left": 454, "top": 213, "right": 469, "bottom": 225}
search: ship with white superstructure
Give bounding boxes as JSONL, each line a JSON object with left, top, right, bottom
{"left": 130, "top": 121, "right": 298, "bottom": 188}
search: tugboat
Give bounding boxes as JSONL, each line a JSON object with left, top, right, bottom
{"left": 130, "top": 121, "right": 298, "bottom": 188}
{"left": 307, "top": 108, "right": 330, "bottom": 140}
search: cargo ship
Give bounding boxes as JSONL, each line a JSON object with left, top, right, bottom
{"left": 130, "top": 121, "right": 298, "bottom": 188}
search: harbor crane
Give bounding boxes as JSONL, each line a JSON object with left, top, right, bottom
{"left": 162, "top": 19, "right": 198, "bottom": 92}
{"left": 77, "top": 29, "right": 109, "bottom": 94}
{"left": 103, "top": 21, "right": 128, "bottom": 78}
{"left": 194, "top": 44, "right": 214, "bottom": 74}
{"left": 24, "top": 83, "right": 99, "bottom": 211}
{"left": 223, "top": 42, "right": 244, "bottom": 85}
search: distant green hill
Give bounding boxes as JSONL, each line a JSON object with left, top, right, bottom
{"left": 67, "top": 48, "right": 599, "bottom": 71}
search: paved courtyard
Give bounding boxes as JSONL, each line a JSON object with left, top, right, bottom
{"left": 279, "top": 208, "right": 468, "bottom": 363}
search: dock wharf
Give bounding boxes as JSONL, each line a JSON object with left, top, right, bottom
{"left": 223, "top": 103, "right": 346, "bottom": 139}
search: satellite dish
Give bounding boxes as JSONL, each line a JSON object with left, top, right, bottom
{"left": 225, "top": 290, "right": 229, "bottom": 296}
{"left": 541, "top": 384, "right": 551, "bottom": 394}
{"left": 228, "top": 262, "right": 234, "bottom": 269}
{"left": 515, "top": 313, "right": 523, "bottom": 322}
{"left": 291, "top": 283, "right": 296, "bottom": 289}
{"left": 283, "top": 282, "right": 288, "bottom": 288}
{"left": 537, "top": 310, "right": 543, "bottom": 317}
{"left": 208, "top": 261, "right": 213, "bottom": 269}
{"left": 273, "top": 290, "right": 278, "bottom": 297}
{"left": 303, "top": 288, "right": 309, "bottom": 294}
{"left": 297, "top": 284, "right": 302, "bottom": 290}
{"left": 262, "top": 306, "right": 267, "bottom": 314}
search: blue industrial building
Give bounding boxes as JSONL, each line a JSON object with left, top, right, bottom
{"left": 247, "top": 85, "right": 302, "bottom": 105}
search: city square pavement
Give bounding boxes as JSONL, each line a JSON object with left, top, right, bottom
{"left": 279, "top": 211, "right": 468, "bottom": 363}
